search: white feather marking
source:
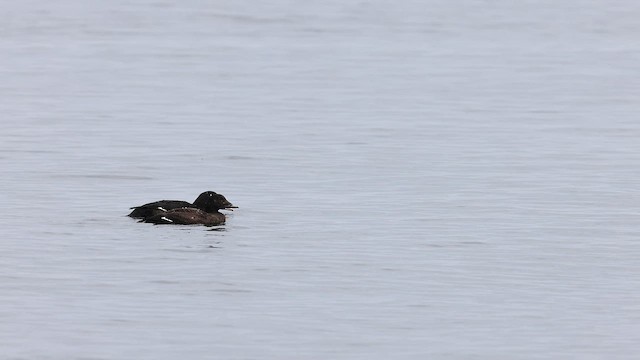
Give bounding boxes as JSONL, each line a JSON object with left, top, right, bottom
{"left": 157, "top": 207, "right": 167, "bottom": 212}
{"left": 160, "top": 216, "right": 173, "bottom": 223}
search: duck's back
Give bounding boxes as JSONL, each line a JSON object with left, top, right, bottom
{"left": 128, "top": 200, "right": 192, "bottom": 218}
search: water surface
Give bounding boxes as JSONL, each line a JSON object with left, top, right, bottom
{"left": 1, "top": 1, "right": 640, "bottom": 359}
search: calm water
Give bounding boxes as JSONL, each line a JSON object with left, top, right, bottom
{"left": 1, "top": 1, "right": 640, "bottom": 359}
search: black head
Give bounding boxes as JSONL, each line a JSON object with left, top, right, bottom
{"left": 193, "top": 191, "right": 238, "bottom": 212}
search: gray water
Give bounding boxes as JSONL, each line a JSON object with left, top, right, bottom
{"left": 2, "top": 1, "right": 640, "bottom": 359}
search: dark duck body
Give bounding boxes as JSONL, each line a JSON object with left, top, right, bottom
{"left": 141, "top": 207, "right": 227, "bottom": 226}
{"left": 128, "top": 191, "right": 236, "bottom": 219}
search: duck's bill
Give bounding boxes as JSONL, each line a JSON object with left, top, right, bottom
{"left": 224, "top": 205, "right": 238, "bottom": 210}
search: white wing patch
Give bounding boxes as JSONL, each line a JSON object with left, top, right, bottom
{"left": 157, "top": 207, "right": 167, "bottom": 212}
{"left": 160, "top": 216, "right": 173, "bottom": 223}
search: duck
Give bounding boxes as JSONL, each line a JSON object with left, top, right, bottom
{"left": 141, "top": 207, "right": 227, "bottom": 226}
{"left": 128, "top": 191, "right": 237, "bottom": 219}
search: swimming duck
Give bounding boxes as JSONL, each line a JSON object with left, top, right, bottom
{"left": 128, "top": 191, "right": 237, "bottom": 219}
